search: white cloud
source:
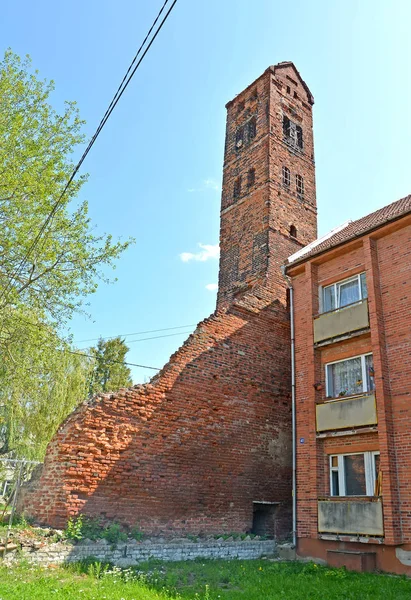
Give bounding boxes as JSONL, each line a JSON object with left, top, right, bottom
{"left": 180, "top": 243, "right": 220, "bottom": 263}
{"left": 203, "top": 178, "right": 220, "bottom": 191}
{"left": 187, "top": 178, "right": 220, "bottom": 193}
{"left": 205, "top": 283, "right": 218, "bottom": 291}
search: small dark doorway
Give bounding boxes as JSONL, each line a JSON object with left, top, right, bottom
{"left": 251, "top": 501, "right": 279, "bottom": 537}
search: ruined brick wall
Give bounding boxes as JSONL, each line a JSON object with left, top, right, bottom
{"left": 20, "top": 298, "right": 293, "bottom": 537}
{"left": 20, "top": 63, "right": 318, "bottom": 539}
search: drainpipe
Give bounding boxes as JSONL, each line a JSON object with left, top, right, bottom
{"left": 281, "top": 265, "right": 296, "bottom": 548}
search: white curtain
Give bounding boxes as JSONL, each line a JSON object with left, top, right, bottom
{"left": 328, "top": 357, "right": 362, "bottom": 397}
{"left": 323, "top": 286, "right": 335, "bottom": 312}
{"left": 338, "top": 279, "right": 360, "bottom": 307}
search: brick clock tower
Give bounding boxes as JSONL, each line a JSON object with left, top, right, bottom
{"left": 218, "top": 62, "right": 317, "bottom": 308}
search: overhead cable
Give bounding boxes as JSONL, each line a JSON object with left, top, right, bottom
{"left": 75, "top": 322, "right": 196, "bottom": 344}
{"left": 0, "top": 0, "right": 178, "bottom": 308}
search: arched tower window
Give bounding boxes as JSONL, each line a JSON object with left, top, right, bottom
{"left": 290, "top": 225, "right": 297, "bottom": 238}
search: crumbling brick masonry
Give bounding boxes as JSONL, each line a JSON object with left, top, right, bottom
{"left": 20, "top": 62, "right": 317, "bottom": 538}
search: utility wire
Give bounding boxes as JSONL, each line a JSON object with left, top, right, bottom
{"left": 68, "top": 350, "right": 160, "bottom": 371}
{"left": 125, "top": 330, "right": 193, "bottom": 345}
{"left": 0, "top": 0, "right": 178, "bottom": 309}
{"left": 75, "top": 323, "right": 197, "bottom": 344}
{"left": 78, "top": 330, "right": 194, "bottom": 351}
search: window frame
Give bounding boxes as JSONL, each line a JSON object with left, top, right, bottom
{"left": 329, "top": 451, "right": 380, "bottom": 497}
{"left": 283, "top": 116, "right": 303, "bottom": 151}
{"left": 282, "top": 166, "right": 291, "bottom": 187}
{"left": 325, "top": 352, "right": 374, "bottom": 399}
{"left": 320, "top": 272, "right": 367, "bottom": 314}
{"left": 295, "top": 174, "right": 304, "bottom": 199}
{"left": 248, "top": 117, "right": 257, "bottom": 141}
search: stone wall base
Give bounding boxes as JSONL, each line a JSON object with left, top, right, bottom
{"left": 4, "top": 539, "right": 276, "bottom": 567}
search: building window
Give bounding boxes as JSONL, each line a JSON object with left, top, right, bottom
{"left": 247, "top": 168, "right": 255, "bottom": 187}
{"left": 283, "top": 116, "right": 291, "bottom": 138}
{"left": 282, "top": 166, "right": 290, "bottom": 187}
{"left": 235, "top": 118, "right": 256, "bottom": 150}
{"left": 289, "top": 225, "right": 297, "bottom": 238}
{"left": 330, "top": 451, "right": 380, "bottom": 497}
{"left": 233, "top": 177, "right": 242, "bottom": 199}
{"left": 248, "top": 117, "right": 257, "bottom": 141}
{"left": 235, "top": 126, "right": 244, "bottom": 149}
{"left": 326, "top": 353, "right": 375, "bottom": 399}
{"left": 283, "top": 116, "right": 303, "bottom": 150}
{"left": 321, "top": 273, "right": 368, "bottom": 313}
{"left": 296, "top": 174, "right": 304, "bottom": 199}
{"left": 296, "top": 125, "right": 303, "bottom": 149}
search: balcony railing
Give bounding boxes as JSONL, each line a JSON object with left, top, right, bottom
{"left": 313, "top": 299, "right": 369, "bottom": 344}
{"left": 318, "top": 498, "right": 383, "bottom": 536}
{"left": 316, "top": 392, "right": 377, "bottom": 433}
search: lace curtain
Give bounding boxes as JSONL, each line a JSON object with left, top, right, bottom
{"left": 327, "top": 357, "right": 362, "bottom": 397}
{"left": 327, "top": 355, "right": 375, "bottom": 397}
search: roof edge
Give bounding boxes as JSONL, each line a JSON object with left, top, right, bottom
{"left": 285, "top": 201, "right": 411, "bottom": 271}
{"left": 225, "top": 61, "right": 313, "bottom": 108}
{"left": 272, "top": 61, "right": 314, "bottom": 105}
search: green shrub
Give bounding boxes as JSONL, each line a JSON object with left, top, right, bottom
{"left": 65, "top": 515, "right": 85, "bottom": 540}
{"left": 103, "top": 523, "right": 127, "bottom": 547}
{"left": 130, "top": 526, "right": 144, "bottom": 541}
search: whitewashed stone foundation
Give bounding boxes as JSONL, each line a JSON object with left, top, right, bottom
{"left": 4, "top": 539, "right": 276, "bottom": 567}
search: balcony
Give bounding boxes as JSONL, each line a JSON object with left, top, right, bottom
{"left": 316, "top": 393, "right": 377, "bottom": 433}
{"left": 318, "top": 498, "right": 383, "bottom": 536}
{"left": 313, "top": 299, "right": 369, "bottom": 345}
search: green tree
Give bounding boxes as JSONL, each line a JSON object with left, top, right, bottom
{"left": 0, "top": 50, "right": 133, "bottom": 458}
{"left": 0, "top": 50, "right": 132, "bottom": 328}
{"left": 0, "top": 308, "right": 92, "bottom": 460}
{"left": 89, "top": 337, "right": 133, "bottom": 395}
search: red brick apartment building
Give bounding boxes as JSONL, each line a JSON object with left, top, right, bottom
{"left": 20, "top": 60, "right": 411, "bottom": 576}
{"left": 285, "top": 196, "right": 411, "bottom": 574}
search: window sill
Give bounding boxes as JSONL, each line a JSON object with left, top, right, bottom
{"left": 319, "top": 496, "right": 381, "bottom": 502}
{"left": 315, "top": 298, "right": 367, "bottom": 319}
{"left": 323, "top": 391, "right": 375, "bottom": 404}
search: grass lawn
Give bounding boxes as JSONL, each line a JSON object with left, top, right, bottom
{"left": 0, "top": 559, "right": 410, "bottom": 599}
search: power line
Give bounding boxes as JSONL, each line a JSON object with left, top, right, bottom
{"left": 126, "top": 330, "right": 194, "bottom": 345}
{"left": 75, "top": 323, "right": 197, "bottom": 344}
{"left": 68, "top": 350, "right": 160, "bottom": 371}
{"left": 78, "top": 329, "right": 194, "bottom": 351}
{"left": 0, "top": 0, "right": 178, "bottom": 309}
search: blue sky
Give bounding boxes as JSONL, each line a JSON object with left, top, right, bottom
{"left": 2, "top": 0, "right": 411, "bottom": 382}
